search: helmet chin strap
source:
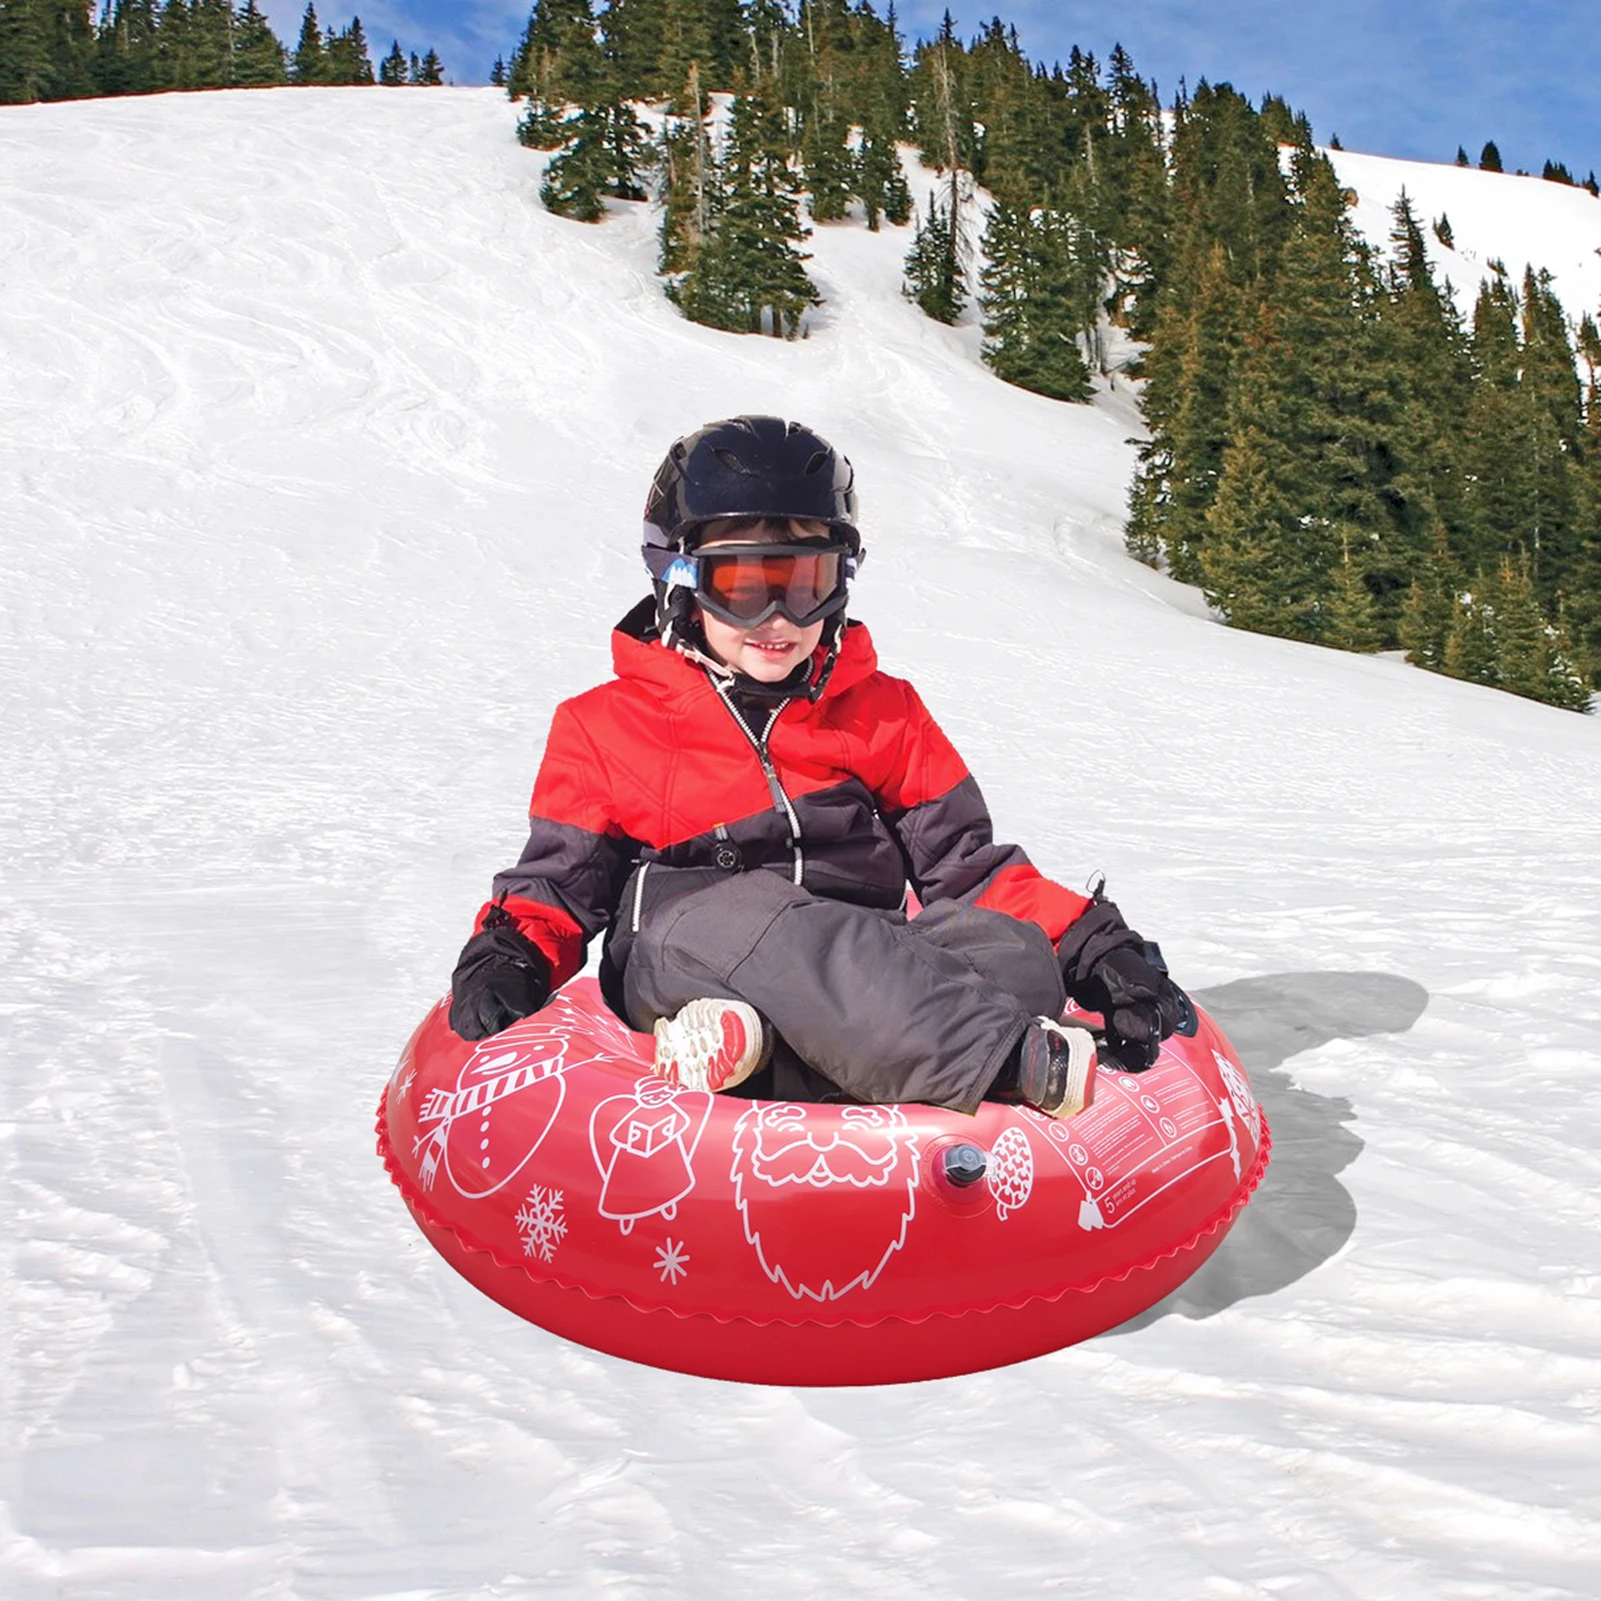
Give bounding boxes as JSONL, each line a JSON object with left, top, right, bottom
{"left": 802, "top": 615, "right": 848, "bottom": 703}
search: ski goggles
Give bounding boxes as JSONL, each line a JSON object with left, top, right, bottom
{"left": 646, "top": 541, "right": 854, "bottom": 628}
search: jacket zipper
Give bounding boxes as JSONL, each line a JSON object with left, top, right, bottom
{"left": 631, "top": 860, "right": 650, "bottom": 932}
{"left": 713, "top": 683, "right": 805, "bottom": 885}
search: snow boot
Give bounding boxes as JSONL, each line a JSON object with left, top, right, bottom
{"left": 653, "top": 998, "right": 771, "bottom": 1094}
{"left": 1016, "top": 1018, "right": 1098, "bottom": 1119}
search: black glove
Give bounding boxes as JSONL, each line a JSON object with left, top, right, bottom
{"left": 1058, "top": 898, "right": 1188, "bottom": 1072}
{"left": 448, "top": 911, "right": 551, "bottom": 1041}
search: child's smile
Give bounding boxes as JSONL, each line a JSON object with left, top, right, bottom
{"left": 700, "top": 613, "right": 822, "bottom": 681}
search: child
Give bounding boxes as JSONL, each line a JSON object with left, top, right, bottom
{"left": 449, "top": 416, "right": 1187, "bottom": 1118}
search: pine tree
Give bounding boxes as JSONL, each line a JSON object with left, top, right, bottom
{"left": 1544, "top": 598, "right": 1594, "bottom": 709}
{"left": 695, "top": 0, "right": 747, "bottom": 90}
{"left": 599, "top": 0, "right": 665, "bottom": 100}
{"left": 646, "top": 0, "right": 747, "bottom": 99}
{"left": 541, "top": 122, "right": 614, "bottom": 220}
{"left": 1454, "top": 271, "right": 1580, "bottom": 594}
{"left": 1047, "top": 139, "right": 1117, "bottom": 375}
{"left": 1516, "top": 265, "right": 1582, "bottom": 593}
{"left": 653, "top": 0, "right": 715, "bottom": 105}
{"left": 1442, "top": 580, "right": 1498, "bottom": 684}
{"left": 0, "top": 0, "right": 55, "bottom": 101}
{"left": 490, "top": 53, "right": 506, "bottom": 87}
{"left": 905, "top": 11, "right": 973, "bottom": 312}
{"left": 1455, "top": 146, "right": 1469, "bottom": 166}
{"left": 540, "top": 11, "right": 648, "bottom": 222}
{"left": 1374, "top": 192, "right": 1473, "bottom": 595}
{"left": 414, "top": 47, "right": 441, "bottom": 84}
{"left": 1579, "top": 313, "right": 1601, "bottom": 391}
{"left": 232, "top": 0, "right": 285, "bottom": 86}
{"left": 1252, "top": 143, "right": 1392, "bottom": 599}
{"left": 978, "top": 200, "right": 1092, "bottom": 402}
{"left": 1104, "top": 43, "right": 1171, "bottom": 338}
{"left": 1479, "top": 140, "right": 1502, "bottom": 172}
{"left": 1198, "top": 284, "right": 1349, "bottom": 645}
{"left": 1571, "top": 441, "right": 1601, "bottom": 687}
{"left": 510, "top": 0, "right": 590, "bottom": 142}
{"left": 853, "top": 1, "right": 912, "bottom": 231}
{"left": 182, "top": 0, "right": 233, "bottom": 87}
{"left": 858, "top": 125, "right": 912, "bottom": 231}
{"left": 1257, "top": 91, "right": 1300, "bottom": 148}
{"left": 961, "top": 17, "right": 1041, "bottom": 202}
{"left": 1396, "top": 525, "right": 1457, "bottom": 669}
{"left": 976, "top": 197, "right": 1035, "bottom": 360}
{"left": 378, "top": 38, "right": 404, "bottom": 84}
{"left": 1200, "top": 422, "right": 1325, "bottom": 639}
{"left": 92, "top": 0, "right": 162, "bottom": 96}
{"left": 674, "top": 87, "right": 821, "bottom": 337}
{"left": 1057, "top": 44, "right": 1110, "bottom": 178}
{"left": 1129, "top": 243, "right": 1253, "bottom": 583}
{"left": 1479, "top": 559, "right": 1591, "bottom": 709}
{"left": 325, "top": 17, "right": 374, "bottom": 85}
{"left": 1459, "top": 276, "right": 1530, "bottom": 571}
{"left": 1166, "top": 82, "right": 1291, "bottom": 293}
{"left": 903, "top": 188, "right": 966, "bottom": 324}
{"left": 1492, "top": 557, "right": 1549, "bottom": 699}
{"left": 908, "top": 12, "right": 977, "bottom": 174}
{"left": 153, "top": 0, "right": 193, "bottom": 91}
{"left": 17, "top": 0, "right": 99, "bottom": 100}
{"left": 1125, "top": 83, "right": 1297, "bottom": 582}
{"left": 746, "top": 0, "right": 788, "bottom": 87}
{"left": 658, "top": 61, "right": 716, "bottom": 277}
{"left": 1324, "top": 533, "right": 1382, "bottom": 651}
{"left": 800, "top": 85, "right": 854, "bottom": 224}
{"left": 290, "top": 1, "right": 325, "bottom": 83}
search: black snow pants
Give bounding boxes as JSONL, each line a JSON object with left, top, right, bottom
{"left": 618, "top": 872, "right": 1066, "bottom": 1113}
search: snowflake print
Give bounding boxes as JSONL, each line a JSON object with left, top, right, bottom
{"left": 395, "top": 1067, "right": 415, "bottom": 1103}
{"left": 654, "top": 1238, "right": 690, "bottom": 1285}
{"left": 515, "top": 1185, "right": 568, "bottom": 1262}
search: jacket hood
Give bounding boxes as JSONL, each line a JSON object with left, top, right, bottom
{"left": 611, "top": 596, "right": 879, "bottom": 705}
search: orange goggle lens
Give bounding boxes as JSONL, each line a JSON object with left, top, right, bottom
{"left": 697, "top": 545, "right": 846, "bottom": 627}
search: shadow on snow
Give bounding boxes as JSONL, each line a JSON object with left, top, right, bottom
{"left": 1106, "top": 969, "right": 1429, "bottom": 1333}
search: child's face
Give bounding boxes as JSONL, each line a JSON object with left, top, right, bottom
{"left": 692, "top": 518, "right": 831, "bottom": 683}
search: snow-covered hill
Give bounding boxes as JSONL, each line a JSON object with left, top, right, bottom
{"left": 2, "top": 87, "right": 1599, "bottom": 1600}
{"left": 1332, "top": 145, "right": 1601, "bottom": 319}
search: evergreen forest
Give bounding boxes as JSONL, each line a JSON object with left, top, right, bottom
{"left": 505, "top": 0, "right": 1600, "bottom": 711}
{"left": 0, "top": 1, "right": 445, "bottom": 96}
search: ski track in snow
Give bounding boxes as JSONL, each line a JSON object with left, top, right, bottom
{"left": 2, "top": 88, "right": 1600, "bottom": 1600}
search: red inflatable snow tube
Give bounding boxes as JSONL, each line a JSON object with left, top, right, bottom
{"left": 377, "top": 979, "right": 1269, "bottom": 1385}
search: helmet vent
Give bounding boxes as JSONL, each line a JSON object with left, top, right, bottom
{"left": 804, "top": 450, "right": 829, "bottom": 475}
{"left": 713, "top": 447, "right": 754, "bottom": 473}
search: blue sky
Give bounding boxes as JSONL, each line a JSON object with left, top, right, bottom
{"left": 260, "top": 2, "right": 1599, "bottom": 177}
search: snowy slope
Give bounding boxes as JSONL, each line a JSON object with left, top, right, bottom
{"left": 2, "top": 87, "right": 1599, "bottom": 1600}
{"left": 1332, "top": 145, "right": 1601, "bottom": 320}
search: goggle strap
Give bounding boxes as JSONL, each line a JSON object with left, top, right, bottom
{"left": 644, "top": 544, "right": 701, "bottom": 588}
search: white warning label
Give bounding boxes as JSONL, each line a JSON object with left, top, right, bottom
{"left": 1037, "top": 1047, "right": 1243, "bottom": 1230}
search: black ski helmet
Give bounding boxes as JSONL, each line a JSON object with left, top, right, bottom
{"left": 643, "top": 415, "right": 860, "bottom": 554}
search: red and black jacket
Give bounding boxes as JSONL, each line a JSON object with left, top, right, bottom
{"left": 481, "top": 600, "right": 1092, "bottom": 1007}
